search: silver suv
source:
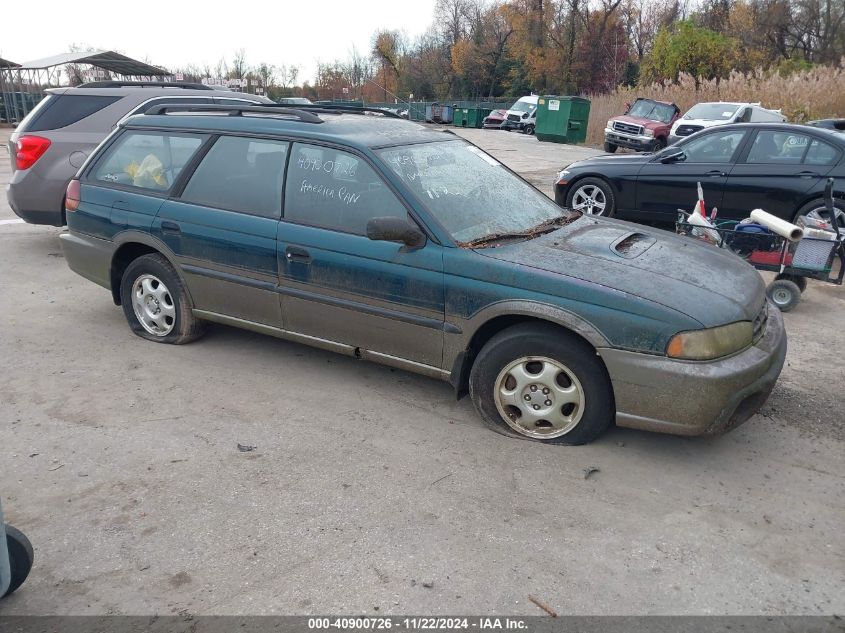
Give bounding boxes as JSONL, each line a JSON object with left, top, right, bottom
{"left": 6, "top": 81, "right": 272, "bottom": 226}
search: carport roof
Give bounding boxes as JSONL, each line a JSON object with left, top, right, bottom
{"left": 17, "top": 50, "right": 167, "bottom": 76}
{"left": 0, "top": 57, "right": 20, "bottom": 68}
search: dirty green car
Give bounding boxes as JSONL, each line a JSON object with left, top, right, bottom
{"left": 60, "top": 104, "right": 787, "bottom": 444}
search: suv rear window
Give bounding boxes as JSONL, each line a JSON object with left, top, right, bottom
{"left": 91, "top": 131, "right": 206, "bottom": 192}
{"left": 21, "top": 94, "right": 121, "bottom": 132}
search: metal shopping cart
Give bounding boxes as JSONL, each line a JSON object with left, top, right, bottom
{"left": 676, "top": 178, "right": 844, "bottom": 312}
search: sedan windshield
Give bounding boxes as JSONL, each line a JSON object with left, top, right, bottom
{"left": 684, "top": 103, "right": 741, "bottom": 121}
{"left": 628, "top": 99, "right": 676, "bottom": 123}
{"left": 378, "top": 140, "right": 574, "bottom": 244}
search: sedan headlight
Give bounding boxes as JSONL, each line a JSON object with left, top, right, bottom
{"left": 556, "top": 169, "right": 572, "bottom": 185}
{"left": 666, "top": 321, "right": 753, "bottom": 360}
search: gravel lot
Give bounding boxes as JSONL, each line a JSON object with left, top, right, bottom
{"left": 1, "top": 125, "right": 843, "bottom": 616}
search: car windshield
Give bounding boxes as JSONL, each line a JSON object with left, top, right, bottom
{"left": 510, "top": 100, "right": 535, "bottom": 113}
{"left": 628, "top": 99, "right": 676, "bottom": 123}
{"left": 684, "top": 103, "right": 741, "bottom": 121}
{"left": 378, "top": 140, "right": 574, "bottom": 244}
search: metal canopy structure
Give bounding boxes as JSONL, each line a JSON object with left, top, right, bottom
{"left": 0, "top": 50, "right": 170, "bottom": 124}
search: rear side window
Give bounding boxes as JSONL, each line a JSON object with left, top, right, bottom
{"left": 803, "top": 138, "right": 839, "bottom": 166}
{"left": 746, "top": 131, "right": 809, "bottom": 164}
{"left": 181, "top": 135, "right": 289, "bottom": 218}
{"left": 23, "top": 95, "right": 121, "bottom": 132}
{"left": 91, "top": 131, "right": 206, "bottom": 192}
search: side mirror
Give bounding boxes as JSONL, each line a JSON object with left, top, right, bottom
{"left": 366, "top": 216, "right": 426, "bottom": 248}
{"left": 624, "top": 102, "right": 631, "bottom": 114}
{"left": 660, "top": 149, "right": 686, "bottom": 164}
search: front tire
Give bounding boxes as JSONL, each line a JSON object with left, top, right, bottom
{"left": 603, "top": 141, "right": 618, "bottom": 153}
{"left": 469, "top": 323, "right": 614, "bottom": 445}
{"left": 524, "top": 124, "right": 535, "bottom": 135}
{"left": 565, "top": 177, "right": 616, "bottom": 216}
{"left": 652, "top": 137, "right": 667, "bottom": 152}
{"left": 120, "top": 254, "right": 206, "bottom": 344}
{"left": 3, "top": 524, "right": 34, "bottom": 598}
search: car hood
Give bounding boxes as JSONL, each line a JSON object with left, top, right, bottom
{"left": 612, "top": 114, "right": 668, "bottom": 129}
{"left": 474, "top": 216, "right": 766, "bottom": 327}
{"left": 671, "top": 118, "right": 730, "bottom": 132}
{"left": 564, "top": 153, "right": 651, "bottom": 171}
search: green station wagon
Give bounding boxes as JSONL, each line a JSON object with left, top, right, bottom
{"left": 60, "top": 104, "right": 787, "bottom": 444}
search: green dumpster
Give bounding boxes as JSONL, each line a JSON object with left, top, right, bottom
{"left": 535, "top": 96, "right": 591, "bottom": 143}
{"left": 453, "top": 108, "right": 468, "bottom": 127}
{"left": 466, "top": 107, "right": 493, "bottom": 128}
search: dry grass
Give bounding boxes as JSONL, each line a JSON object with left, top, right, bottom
{"left": 584, "top": 62, "right": 845, "bottom": 146}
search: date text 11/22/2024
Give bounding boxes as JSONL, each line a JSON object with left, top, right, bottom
{"left": 307, "top": 617, "right": 529, "bottom": 630}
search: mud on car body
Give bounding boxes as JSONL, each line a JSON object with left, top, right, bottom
{"left": 60, "top": 103, "right": 787, "bottom": 445}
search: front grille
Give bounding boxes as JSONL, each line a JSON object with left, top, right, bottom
{"left": 752, "top": 303, "right": 768, "bottom": 343}
{"left": 613, "top": 121, "right": 643, "bottom": 135}
{"left": 507, "top": 114, "right": 521, "bottom": 122}
{"left": 676, "top": 124, "right": 703, "bottom": 136}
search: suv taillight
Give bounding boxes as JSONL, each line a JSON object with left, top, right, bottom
{"left": 65, "top": 179, "right": 81, "bottom": 212}
{"left": 15, "top": 135, "right": 51, "bottom": 170}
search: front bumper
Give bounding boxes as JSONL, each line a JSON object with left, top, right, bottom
{"left": 501, "top": 120, "right": 525, "bottom": 131}
{"left": 599, "top": 303, "right": 787, "bottom": 436}
{"left": 604, "top": 127, "right": 656, "bottom": 151}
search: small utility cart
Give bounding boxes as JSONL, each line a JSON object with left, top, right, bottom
{"left": 0, "top": 500, "right": 34, "bottom": 599}
{"left": 677, "top": 178, "right": 844, "bottom": 312}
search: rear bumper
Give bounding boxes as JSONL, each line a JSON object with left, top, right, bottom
{"left": 59, "top": 230, "right": 115, "bottom": 290}
{"left": 604, "top": 128, "right": 657, "bottom": 151}
{"left": 599, "top": 303, "right": 787, "bottom": 436}
{"left": 6, "top": 169, "right": 65, "bottom": 226}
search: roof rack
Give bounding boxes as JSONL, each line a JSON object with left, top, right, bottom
{"left": 142, "top": 103, "right": 323, "bottom": 123}
{"left": 80, "top": 81, "right": 215, "bottom": 90}
{"left": 259, "top": 103, "right": 402, "bottom": 118}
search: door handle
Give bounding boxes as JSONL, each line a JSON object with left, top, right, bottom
{"left": 797, "top": 171, "right": 820, "bottom": 178}
{"left": 161, "top": 220, "right": 181, "bottom": 234}
{"left": 285, "top": 246, "right": 311, "bottom": 263}
{"left": 705, "top": 170, "right": 726, "bottom": 177}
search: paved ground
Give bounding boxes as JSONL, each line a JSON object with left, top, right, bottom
{"left": 0, "top": 126, "right": 843, "bottom": 616}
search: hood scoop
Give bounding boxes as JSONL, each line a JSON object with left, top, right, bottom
{"left": 611, "top": 232, "right": 656, "bottom": 258}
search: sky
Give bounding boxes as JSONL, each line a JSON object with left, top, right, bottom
{"left": 1, "top": 0, "right": 437, "bottom": 83}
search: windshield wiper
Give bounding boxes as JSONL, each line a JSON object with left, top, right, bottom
{"left": 459, "top": 213, "right": 580, "bottom": 249}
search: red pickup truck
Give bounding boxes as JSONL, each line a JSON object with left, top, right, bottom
{"left": 604, "top": 98, "right": 681, "bottom": 153}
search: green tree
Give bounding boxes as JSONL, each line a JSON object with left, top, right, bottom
{"left": 640, "top": 20, "right": 736, "bottom": 88}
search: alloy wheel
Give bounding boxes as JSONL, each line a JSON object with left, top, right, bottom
{"left": 131, "top": 274, "right": 176, "bottom": 336}
{"left": 571, "top": 184, "right": 607, "bottom": 215}
{"left": 493, "top": 356, "right": 585, "bottom": 439}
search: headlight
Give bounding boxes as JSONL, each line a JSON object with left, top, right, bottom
{"left": 556, "top": 169, "right": 572, "bottom": 184}
{"left": 666, "top": 321, "right": 753, "bottom": 360}
{"left": 607, "top": 119, "right": 615, "bottom": 128}
{"left": 644, "top": 129, "right": 655, "bottom": 137}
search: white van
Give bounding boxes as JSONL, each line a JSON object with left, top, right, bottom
{"left": 669, "top": 102, "right": 785, "bottom": 144}
{"left": 502, "top": 95, "right": 539, "bottom": 134}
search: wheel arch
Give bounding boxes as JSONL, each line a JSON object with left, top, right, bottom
{"left": 109, "top": 232, "right": 189, "bottom": 306}
{"left": 792, "top": 190, "right": 845, "bottom": 223}
{"left": 449, "top": 303, "right": 611, "bottom": 398}
{"left": 562, "top": 173, "right": 619, "bottom": 208}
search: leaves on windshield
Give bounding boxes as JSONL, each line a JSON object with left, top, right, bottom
{"left": 458, "top": 213, "right": 581, "bottom": 249}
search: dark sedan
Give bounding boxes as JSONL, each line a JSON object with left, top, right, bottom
{"left": 555, "top": 123, "right": 845, "bottom": 225}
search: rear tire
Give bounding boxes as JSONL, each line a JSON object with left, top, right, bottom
{"left": 468, "top": 323, "right": 614, "bottom": 445}
{"left": 3, "top": 524, "right": 34, "bottom": 598}
{"left": 767, "top": 279, "right": 801, "bottom": 312}
{"left": 603, "top": 141, "right": 618, "bottom": 153}
{"left": 120, "top": 254, "right": 206, "bottom": 344}
{"left": 793, "top": 197, "right": 845, "bottom": 228}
